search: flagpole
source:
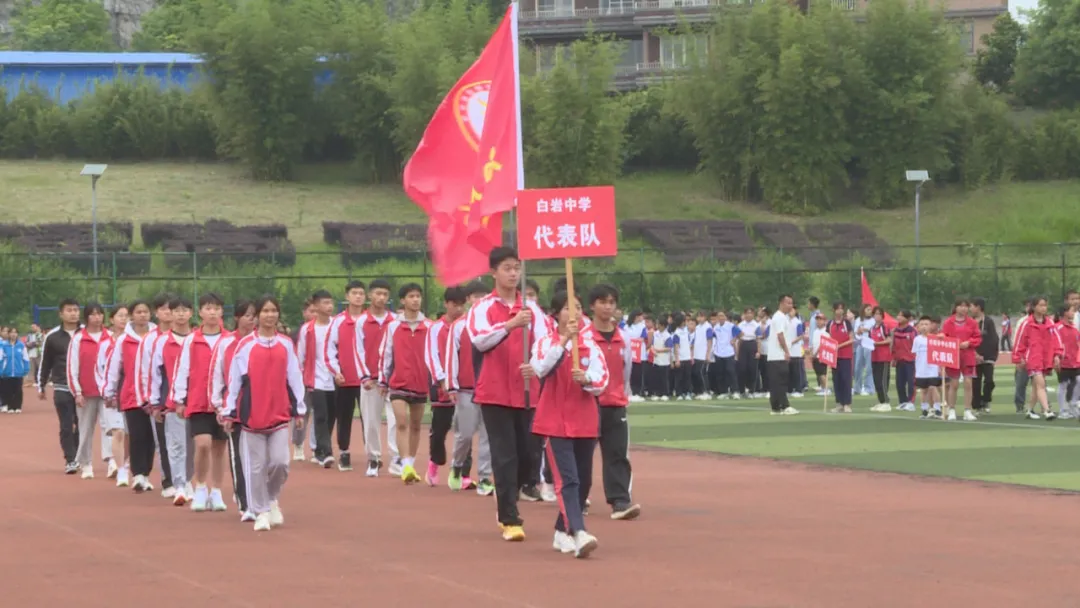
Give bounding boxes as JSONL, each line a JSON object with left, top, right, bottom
{"left": 508, "top": 1, "right": 530, "bottom": 407}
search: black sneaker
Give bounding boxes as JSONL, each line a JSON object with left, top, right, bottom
{"left": 338, "top": 451, "right": 352, "bottom": 472}
{"left": 919, "top": 410, "right": 929, "bottom": 419}
{"left": 64, "top": 462, "right": 78, "bottom": 475}
{"left": 611, "top": 503, "right": 642, "bottom": 521}
{"left": 320, "top": 455, "right": 335, "bottom": 469}
{"left": 519, "top": 485, "right": 542, "bottom": 502}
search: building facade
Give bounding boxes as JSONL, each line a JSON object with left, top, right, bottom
{"left": 0, "top": 52, "right": 200, "bottom": 103}
{"left": 519, "top": 0, "right": 1009, "bottom": 90}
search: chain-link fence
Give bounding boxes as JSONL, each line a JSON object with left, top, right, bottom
{"left": 5, "top": 243, "right": 1080, "bottom": 327}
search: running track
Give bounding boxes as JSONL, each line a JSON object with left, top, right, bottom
{"left": 2, "top": 388, "right": 1079, "bottom": 607}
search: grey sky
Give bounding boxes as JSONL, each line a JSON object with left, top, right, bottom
{"left": 1011, "top": 0, "right": 1037, "bottom": 21}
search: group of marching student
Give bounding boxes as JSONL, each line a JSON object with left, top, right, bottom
{"left": 31, "top": 246, "right": 641, "bottom": 556}
{"left": 37, "top": 292, "right": 303, "bottom": 532}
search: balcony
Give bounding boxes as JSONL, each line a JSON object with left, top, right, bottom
{"left": 520, "top": 0, "right": 738, "bottom": 36}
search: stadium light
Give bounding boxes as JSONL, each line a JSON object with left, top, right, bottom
{"left": 905, "top": 170, "right": 929, "bottom": 312}
{"left": 80, "top": 164, "right": 108, "bottom": 279}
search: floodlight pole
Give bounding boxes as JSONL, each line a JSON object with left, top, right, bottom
{"left": 914, "top": 181, "right": 920, "bottom": 313}
{"left": 92, "top": 174, "right": 100, "bottom": 279}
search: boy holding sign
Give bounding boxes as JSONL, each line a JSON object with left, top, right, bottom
{"left": 913, "top": 317, "right": 943, "bottom": 419}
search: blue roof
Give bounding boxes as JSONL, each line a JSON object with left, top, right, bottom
{"left": 0, "top": 52, "right": 202, "bottom": 66}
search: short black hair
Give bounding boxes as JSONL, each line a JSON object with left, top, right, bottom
{"left": 109, "top": 304, "right": 128, "bottom": 321}
{"left": 151, "top": 293, "right": 173, "bottom": 310}
{"left": 549, "top": 290, "right": 574, "bottom": 317}
{"left": 398, "top": 283, "right": 423, "bottom": 299}
{"left": 489, "top": 246, "right": 519, "bottom": 269}
{"left": 369, "top": 279, "right": 392, "bottom": 293}
{"left": 345, "top": 280, "right": 366, "bottom": 293}
{"left": 588, "top": 283, "right": 619, "bottom": 306}
{"left": 552, "top": 277, "right": 580, "bottom": 297}
{"left": 82, "top": 302, "right": 105, "bottom": 322}
{"left": 170, "top": 296, "right": 193, "bottom": 310}
{"left": 198, "top": 292, "right": 224, "bottom": 308}
{"left": 525, "top": 279, "right": 540, "bottom": 295}
{"left": 832, "top": 301, "right": 846, "bottom": 311}
{"left": 311, "top": 289, "right": 334, "bottom": 302}
{"left": 127, "top": 299, "right": 150, "bottom": 316}
{"left": 59, "top": 297, "right": 80, "bottom": 311}
{"left": 234, "top": 298, "right": 255, "bottom": 319}
{"left": 919, "top": 315, "right": 932, "bottom": 323}
{"left": 808, "top": 296, "right": 820, "bottom": 308}
{"left": 777, "top": 293, "right": 792, "bottom": 304}
{"left": 971, "top": 297, "right": 986, "bottom": 311}
{"left": 465, "top": 281, "right": 488, "bottom": 297}
{"left": 1057, "top": 306, "right": 1069, "bottom": 319}
{"left": 872, "top": 306, "right": 884, "bottom": 316}
{"left": 444, "top": 286, "right": 466, "bottom": 305}
{"left": 898, "top": 309, "right": 913, "bottom": 319}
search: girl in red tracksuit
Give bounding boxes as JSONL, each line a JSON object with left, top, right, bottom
{"left": 1012, "top": 297, "right": 1058, "bottom": 420}
{"left": 210, "top": 300, "right": 256, "bottom": 522}
{"left": 530, "top": 291, "right": 608, "bottom": 560}
{"left": 869, "top": 307, "right": 893, "bottom": 409}
{"left": 942, "top": 299, "right": 983, "bottom": 421}
{"left": 223, "top": 296, "right": 306, "bottom": 532}
{"left": 378, "top": 283, "right": 432, "bottom": 485}
{"left": 1052, "top": 307, "right": 1080, "bottom": 418}
{"left": 103, "top": 300, "right": 156, "bottom": 492}
{"left": 826, "top": 302, "right": 855, "bottom": 413}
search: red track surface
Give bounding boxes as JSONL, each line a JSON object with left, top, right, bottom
{"left": 2, "top": 388, "right": 1078, "bottom": 607}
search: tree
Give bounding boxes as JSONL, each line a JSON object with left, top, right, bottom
{"left": 1015, "top": 0, "right": 1080, "bottom": 108}
{"left": 973, "top": 13, "right": 1025, "bottom": 93}
{"left": 523, "top": 36, "right": 629, "bottom": 187}
{"left": 10, "top": 0, "right": 116, "bottom": 52}
{"left": 191, "top": 0, "right": 327, "bottom": 180}
{"left": 131, "top": 0, "right": 219, "bottom": 52}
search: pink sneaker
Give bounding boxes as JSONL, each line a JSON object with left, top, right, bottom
{"left": 425, "top": 462, "right": 439, "bottom": 487}
{"left": 461, "top": 476, "right": 476, "bottom": 490}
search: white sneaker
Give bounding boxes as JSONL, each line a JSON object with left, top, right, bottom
{"left": 963, "top": 410, "right": 978, "bottom": 421}
{"left": 629, "top": 395, "right": 644, "bottom": 403}
{"left": 552, "top": 531, "right": 575, "bottom": 554}
{"left": 209, "top": 489, "right": 228, "bottom": 512}
{"left": 106, "top": 458, "right": 118, "bottom": 479}
{"left": 1045, "top": 411, "right": 1058, "bottom": 421}
{"left": 790, "top": 392, "right": 804, "bottom": 398}
{"left": 1047, "top": 386, "right": 1057, "bottom": 393}
{"left": 365, "top": 460, "right": 379, "bottom": 477}
{"left": 902, "top": 403, "right": 917, "bottom": 412}
{"left": 80, "top": 465, "right": 94, "bottom": 480}
{"left": 161, "top": 487, "right": 177, "bottom": 499}
{"left": 132, "top": 474, "right": 149, "bottom": 492}
{"left": 253, "top": 512, "right": 272, "bottom": 532}
{"left": 781, "top": 407, "right": 800, "bottom": 415}
{"left": 540, "top": 483, "right": 557, "bottom": 503}
{"left": 1027, "top": 411, "right": 1041, "bottom": 420}
{"left": 869, "top": 403, "right": 892, "bottom": 412}
{"left": 730, "top": 393, "right": 742, "bottom": 400}
{"left": 240, "top": 511, "right": 256, "bottom": 522}
{"left": 573, "top": 530, "right": 598, "bottom": 559}
{"left": 388, "top": 459, "right": 403, "bottom": 477}
{"left": 191, "top": 485, "right": 210, "bottom": 512}
{"left": 946, "top": 409, "right": 957, "bottom": 421}
{"left": 269, "top": 501, "right": 284, "bottom": 527}
{"left": 696, "top": 394, "right": 711, "bottom": 401}
{"left": 185, "top": 482, "right": 194, "bottom": 497}
{"left": 0, "top": 406, "right": 7, "bottom": 413}
{"left": 116, "top": 467, "right": 130, "bottom": 487}
{"left": 659, "top": 396, "right": 669, "bottom": 402}
{"left": 173, "top": 488, "right": 189, "bottom": 507}
{"left": 292, "top": 446, "right": 305, "bottom": 462}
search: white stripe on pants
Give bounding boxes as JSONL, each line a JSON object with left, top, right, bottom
{"left": 76, "top": 397, "right": 103, "bottom": 466}
{"left": 450, "top": 391, "right": 491, "bottom": 477}
{"left": 1057, "top": 377, "right": 1078, "bottom": 416}
{"left": 163, "top": 412, "right": 189, "bottom": 490}
{"left": 239, "top": 427, "right": 290, "bottom": 515}
{"left": 360, "top": 386, "right": 398, "bottom": 461}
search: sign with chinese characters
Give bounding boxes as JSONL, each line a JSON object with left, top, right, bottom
{"left": 927, "top": 336, "right": 960, "bottom": 370}
{"left": 517, "top": 186, "right": 617, "bottom": 260}
{"left": 817, "top": 335, "right": 838, "bottom": 369}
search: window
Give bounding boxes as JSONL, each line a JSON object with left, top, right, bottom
{"left": 659, "top": 34, "right": 708, "bottom": 68}
{"left": 600, "top": 0, "right": 635, "bottom": 14}
{"left": 958, "top": 19, "right": 975, "bottom": 55}
{"left": 536, "top": 44, "right": 570, "bottom": 72}
{"left": 618, "top": 39, "right": 644, "bottom": 70}
{"left": 536, "top": 0, "right": 575, "bottom": 17}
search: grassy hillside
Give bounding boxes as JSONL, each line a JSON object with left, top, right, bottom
{"left": 4, "top": 160, "right": 1080, "bottom": 262}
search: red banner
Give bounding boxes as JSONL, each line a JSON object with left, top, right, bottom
{"left": 631, "top": 338, "right": 644, "bottom": 364}
{"left": 516, "top": 186, "right": 618, "bottom": 260}
{"left": 817, "top": 335, "right": 838, "bottom": 369}
{"left": 928, "top": 336, "right": 960, "bottom": 370}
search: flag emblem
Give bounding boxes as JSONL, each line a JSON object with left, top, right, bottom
{"left": 454, "top": 81, "right": 491, "bottom": 151}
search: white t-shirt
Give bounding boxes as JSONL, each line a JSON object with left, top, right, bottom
{"left": 810, "top": 327, "right": 823, "bottom": 356}
{"left": 313, "top": 322, "right": 334, "bottom": 391}
{"left": 790, "top": 316, "right": 805, "bottom": 357}
{"left": 674, "top": 327, "right": 692, "bottom": 362}
{"left": 692, "top": 324, "right": 712, "bottom": 361}
{"left": 712, "top": 322, "right": 735, "bottom": 358}
{"left": 766, "top": 311, "right": 791, "bottom": 361}
{"left": 737, "top": 320, "right": 759, "bottom": 341}
{"left": 913, "top": 335, "right": 939, "bottom": 378}
{"left": 858, "top": 318, "right": 876, "bottom": 350}
{"left": 653, "top": 330, "right": 672, "bottom": 366}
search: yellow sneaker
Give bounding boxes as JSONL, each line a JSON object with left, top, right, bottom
{"left": 401, "top": 464, "right": 421, "bottom": 484}
{"left": 500, "top": 525, "right": 526, "bottom": 542}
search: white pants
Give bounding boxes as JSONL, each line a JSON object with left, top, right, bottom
{"left": 164, "top": 412, "right": 189, "bottom": 490}
{"left": 240, "top": 427, "right": 290, "bottom": 515}
{"left": 76, "top": 397, "right": 103, "bottom": 466}
{"left": 360, "top": 386, "right": 398, "bottom": 462}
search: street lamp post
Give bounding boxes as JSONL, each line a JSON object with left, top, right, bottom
{"left": 905, "top": 170, "right": 929, "bottom": 313}
{"left": 80, "top": 164, "right": 108, "bottom": 283}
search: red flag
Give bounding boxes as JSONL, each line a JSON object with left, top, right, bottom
{"left": 861, "top": 268, "right": 897, "bottom": 329}
{"left": 464, "top": 3, "right": 524, "bottom": 252}
{"left": 402, "top": 5, "right": 520, "bottom": 285}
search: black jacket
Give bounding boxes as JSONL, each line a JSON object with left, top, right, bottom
{"left": 976, "top": 316, "right": 999, "bottom": 362}
{"left": 37, "top": 325, "right": 77, "bottom": 392}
